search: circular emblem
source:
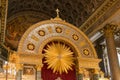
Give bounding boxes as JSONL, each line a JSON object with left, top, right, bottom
{"left": 27, "top": 43, "right": 35, "bottom": 50}
{"left": 83, "top": 49, "right": 89, "bottom": 56}
{"left": 72, "top": 34, "right": 79, "bottom": 41}
{"left": 38, "top": 30, "right": 45, "bottom": 36}
{"left": 56, "top": 27, "right": 62, "bottom": 33}
{"left": 44, "top": 42, "right": 74, "bottom": 74}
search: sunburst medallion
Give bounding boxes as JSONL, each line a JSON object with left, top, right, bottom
{"left": 44, "top": 42, "right": 74, "bottom": 74}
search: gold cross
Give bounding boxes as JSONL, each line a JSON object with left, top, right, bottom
{"left": 56, "top": 8, "right": 60, "bottom": 18}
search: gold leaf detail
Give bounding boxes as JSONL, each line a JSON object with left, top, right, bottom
{"left": 27, "top": 43, "right": 35, "bottom": 50}
{"left": 44, "top": 42, "right": 74, "bottom": 74}
{"left": 38, "top": 30, "right": 45, "bottom": 36}
{"left": 56, "top": 27, "right": 62, "bottom": 33}
{"left": 83, "top": 49, "right": 89, "bottom": 56}
{"left": 72, "top": 34, "right": 79, "bottom": 41}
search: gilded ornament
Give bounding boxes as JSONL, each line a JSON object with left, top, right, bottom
{"left": 83, "top": 49, "right": 89, "bottom": 56}
{"left": 38, "top": 30, "right": 45, "bottom": 36}
{"left": 94, "top": 69, "right": 100, "bottom": 74}
{"left": 65, "top": 29, "right": 70, "bottom": 35}
{"left": 56, "top": 27, "right": 62, "bottom": 33}
{"left": 102, "top": 24, "right": 118, "bottom": 38}
{"left": 27, "top": 43, "right": 35, "bottom": 50}
{"left": 44, "top": 42, "right": 74, "bottom": 74}
{"left": 47, "top": 27, "right": 52, "bottom": 33}
{"left": 80, "top": 0, "right": 118, "bottom": 32}
{"left": 79, "top": 41, "right": 86, "bottom": 47}
{"left": 72, "top": 34, "right": 79, "bottom": 41}
{"left": 31, "top": 35, "right": 39, "bottom": 41}
{"left": 35, "top": 64, "right": 43, "bottom": 71}
{"left": 9, "top": 52, "right": 19, "bottom": 64}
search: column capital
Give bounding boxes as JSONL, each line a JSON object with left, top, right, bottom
{"left": 78, "top": 68, "right": 84, "bottom": 74}
{"left": 104, "top": 24, "right": 117, "bottom": 32}
{"left": 94, "top": 69, "right": 100, "bottom": 74}
{"left": 101, "top": 24, "right": 118, "bottom": 37}
{"left": 16, "top": 64, "right": 23, "bottom": 71}
{"left": 100, "top": 71, "right": 104, "bottom": 78}
{"left": 35, "top": 64, "right": 43, "bottom": 71}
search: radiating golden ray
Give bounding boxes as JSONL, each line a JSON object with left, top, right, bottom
{"left": 44, "top": 42, "right": 75, "bottom": 74}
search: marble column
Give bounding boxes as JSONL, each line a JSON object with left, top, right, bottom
{"left": 103, "top": 24, "right": 120, "bottom": 80}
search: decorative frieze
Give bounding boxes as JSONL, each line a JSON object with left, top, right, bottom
{"left": 0, "top": 0, "right": 8, "bottom": 42}
{"left": 77, "top": 57, "right": 101, "bottom": 69}
{"left": 80, "top": 0, "right": 118, "bottom": 32}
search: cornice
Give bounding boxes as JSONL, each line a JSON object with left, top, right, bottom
{"left": 87, "top": 0, "right": 120, "bottom": 38}
{"left": 0, "top": 0, "right": 8, "bottom": 42}
{"left": 80, "top": 0, "right": 119, "bottom": 33}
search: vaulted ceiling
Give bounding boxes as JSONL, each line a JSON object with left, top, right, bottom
{"left": 5, "top": 0, "right": 120, "bottom": 50}
{"left": 7, "top": 0, "right": 104, "bottom": 26}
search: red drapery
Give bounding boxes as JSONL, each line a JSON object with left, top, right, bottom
{"left": 41, "top": 63, "right": 76, "bottom": 80}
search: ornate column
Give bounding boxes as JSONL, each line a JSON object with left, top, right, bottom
{"left": 15, "top": 64, "right": 23, "bottom": 80}
{"left": 103, "top": 24, "right": 120, "bottom": 80}
{"left": 36, "top": 64, "right": 43, "bottom": 80}
{"left": 78, "top": 68, "right": 84, "bottom": 80}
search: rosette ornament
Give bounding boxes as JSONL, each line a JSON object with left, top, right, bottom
{"left": 44, "top": 42, "right": 75, "bottom": 74}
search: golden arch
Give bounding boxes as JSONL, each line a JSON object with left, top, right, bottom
{"left": 18, "top": 19, "right": 97, "bottom": 58}
{"left": 10, "top": 17, "right": 101, "bottom": 79}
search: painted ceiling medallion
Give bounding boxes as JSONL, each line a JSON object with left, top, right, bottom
{"left": 38, "top": 30, "right": 45, "bottom": 36}
{"left": 27, "top": 43, "right": 35, "bottom": 50}
{"left": 72, "top": 34, "right": 79, "bottom": 41}
{"left": 44, "top": 42, "right": 74, "bottom": 74}
{"left": 83, "top": 49, "right": 89, "bottom": 56}
{"left": 56, "top": 27, "right": 62, "bottom": 33}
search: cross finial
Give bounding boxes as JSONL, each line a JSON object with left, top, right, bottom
{"left": 51, "top": 8, "right": 62, "bottom": 21}
{"left": 56, "top": 8, "right": 60, "bottom": 18}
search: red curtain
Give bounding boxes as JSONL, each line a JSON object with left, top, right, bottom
{"left": 41, "top": 63, "right": 76, "bottom": 80}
